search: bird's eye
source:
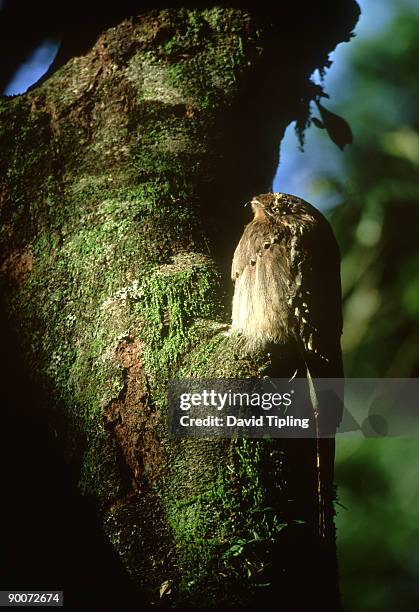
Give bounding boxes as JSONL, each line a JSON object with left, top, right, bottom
{"left": 272, "top": 206, "right": 280, "bottom": 213}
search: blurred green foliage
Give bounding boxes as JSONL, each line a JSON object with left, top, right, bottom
{"left": 335, "top": 438, "right": 419, "bottom": 612}
{"left": 312, "top": 5, "right": 419, "bottom": 611}
{"left": 326, "top": 7, "right": 419, "bottom": 378}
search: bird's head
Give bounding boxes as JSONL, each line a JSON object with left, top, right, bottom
{"left": 247, "top": 193, "right": 317, "bottom": 225}
{"left": 249, "top": 193, "right": 293, "bottom": 219}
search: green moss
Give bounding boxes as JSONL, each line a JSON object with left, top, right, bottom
{"left": 179, "top": 331, "right": 271, "bottom": 379}
{"left": 159, "top": 438, "right": 287, "bottom": 605}
{"left": 141, "top": 7, "right": 254, "bottom": 114}
{"left": 128, "top": 253, "right": 222, "bottom": 380}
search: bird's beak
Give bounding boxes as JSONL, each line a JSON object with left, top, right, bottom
{"left": 244, "top": 200, "right": 251, "bottom": 207}
{"left": 250, "top": 199, "right": 265, "bottom": 218}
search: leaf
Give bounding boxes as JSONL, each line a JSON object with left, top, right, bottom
{"left": 311, "top": 116, "right": 325, "bottom": 129}
{"left": 250, "top": 506, "right": 275, "bottom": 514}
{"left": 159, "top": 580, "right": 172, "bottom": 598}
{"left": 316, "top": 101, "right": 353, "bottom": 150}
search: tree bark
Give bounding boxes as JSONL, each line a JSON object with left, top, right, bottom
{"left": 0, "top": 3, "right": 358, "bottom": 609}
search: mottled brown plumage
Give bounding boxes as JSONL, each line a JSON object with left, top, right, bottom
{"left": 232, "top": 192, "right": 343, "bottom": 538}
{"left": 231, "top": 192, "right": 343, "bottom": 379}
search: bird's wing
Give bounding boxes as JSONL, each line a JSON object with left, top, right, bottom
{"left": 289, "top": 220, "right": 343, "bottom": 429}
{"left": 289, "top": 219, "right": 343, "bottom": 376}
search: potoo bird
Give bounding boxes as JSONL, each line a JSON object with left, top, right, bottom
{"left": 231, "top": 192, "right": 343, "bottom": 382}
{"left": 231, "top": 192, "right": 343, "bottom": 537}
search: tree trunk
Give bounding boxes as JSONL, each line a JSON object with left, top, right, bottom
{"left": 0, "top": 4, "right": 358, "bottom": 609}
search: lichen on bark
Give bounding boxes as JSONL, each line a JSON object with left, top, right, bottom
{"left": 0, "top": 4, "right": 359, "bottom": 608}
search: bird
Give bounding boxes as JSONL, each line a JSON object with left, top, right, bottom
{"left": 231, "top": 192, "right": 344, "bottom": 537}
{"left": 231, "top": 192, "right": 343, "bottom": 381}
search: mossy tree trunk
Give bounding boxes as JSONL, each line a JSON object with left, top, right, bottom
{"left": 0, "top": 4, "right": 358, "bottom": 610}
